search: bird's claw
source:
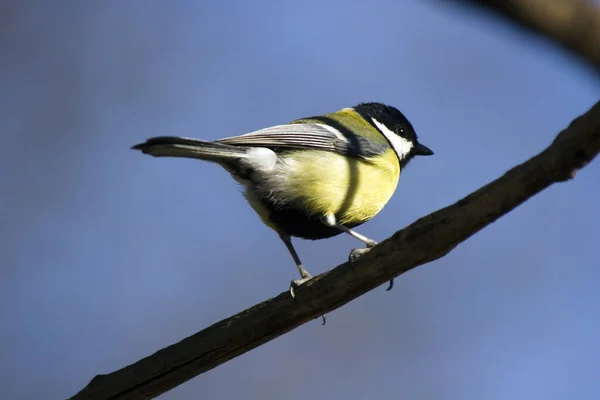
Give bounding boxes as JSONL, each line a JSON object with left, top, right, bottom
{"left": 289, "top": 276, "right": 327, "bottom": 325}
{"left": 289, "top": 276, "right": 312, "bottom": 299}
{"left": 348, "top": 246, "right": 394, "bottom": 291}
{"left": 348, "top": 247, "right": 372, "bottom": 262}
{"left": 386, "top": 278, "right": 394, "bottom": 291}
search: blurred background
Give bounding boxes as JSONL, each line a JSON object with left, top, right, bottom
{"left": 1, "top": 1, "right": 599, "bottom": 399}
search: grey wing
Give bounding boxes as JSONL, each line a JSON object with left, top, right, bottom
{"left": 216, "top": 123, "right": 384, "bottom": 157}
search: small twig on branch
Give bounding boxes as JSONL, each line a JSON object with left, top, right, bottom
{"left": 450, "top": 0, "right": 600, "bottom": 72}
{"left": 71, "top": 101, "right": 600, "bottom": 399}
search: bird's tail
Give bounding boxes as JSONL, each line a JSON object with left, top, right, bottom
{"left": 131, "top": 136, "right": 247, "bottom": 162}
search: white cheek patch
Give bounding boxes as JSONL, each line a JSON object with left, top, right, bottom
{"left": 371, "top": 118, "right": 413, "bottom": 159}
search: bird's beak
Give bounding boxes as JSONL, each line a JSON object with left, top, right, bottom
{"left": 414, "top": 142, "right": 434, "bottom": 156}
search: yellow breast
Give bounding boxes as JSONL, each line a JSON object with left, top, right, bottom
{"left": 274, "top": 149, "right": 400, "bottom": 225}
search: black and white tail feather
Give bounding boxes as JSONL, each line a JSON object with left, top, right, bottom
{"left": 131, "top": 137, "right": 248, "bottom": 162}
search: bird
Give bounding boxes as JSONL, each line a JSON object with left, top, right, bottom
{"left": 132, "top": 102, "right": 433, "bottom": 307}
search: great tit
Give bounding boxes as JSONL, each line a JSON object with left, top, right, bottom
{"left": 132, "top": 102, "right": 433, "bottom": 296}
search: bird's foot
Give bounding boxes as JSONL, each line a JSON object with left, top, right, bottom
{"left": 348, "top": 238, "right": 377, "bottom": 261}
{"left": 289, "top": 276, "right": 312, "bottom": 299}
{"left": 289, "top": 275, "right": 327, "bottom": 325}
{"left": 348, "top": 245, "right": 394, "bottom": 291}
{"left": 348, "top": 247, "right": 372, "bottom": 262}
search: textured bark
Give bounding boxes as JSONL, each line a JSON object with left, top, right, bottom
{"left": 71, "top": 101, "right": 600, "bottom": 399}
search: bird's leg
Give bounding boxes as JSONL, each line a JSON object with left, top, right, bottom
{"left": 279, "top": 232, "right": 312, "bottom": 286}
{"left": 324, "top": 214, "right": 394, "bottom": 291}
{"left": 279, "top": 232, "right": 326, "bottom": 324}
{"left": 338, "top": 226, "right": 378, "bottom": 248}
{"left": 322, "top": 214, "right": 378, "bottom": 247}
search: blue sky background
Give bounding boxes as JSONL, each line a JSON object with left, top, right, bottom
{"left": 1, "top": 2, "right": 599, "bottom": 399}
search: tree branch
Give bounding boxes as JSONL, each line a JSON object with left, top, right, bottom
{"left": 451, "top": 0, "right": 600, "bottom": 72}
{"left": 71, "top": 101, "right": 600, "bottom": 399}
